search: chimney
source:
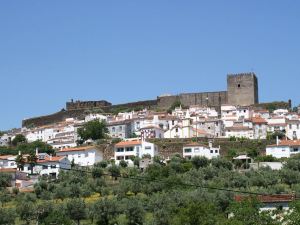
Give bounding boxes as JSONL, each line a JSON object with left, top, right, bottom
{"left": 276, "top": 136, "right": 279, "bottom": 146}
{"left": 18, "top": 151, "right": 21, "bottom": 156}
{"left": 35, "top": 148, "right": 39, "bottom": 156}
{"left": 50, "top": 154, "right": 52, "bottom": 160}
{"left": 209, "top": 141, "right": 213, "bottom": 148}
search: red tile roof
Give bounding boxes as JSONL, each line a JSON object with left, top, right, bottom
{"left": 115, "top": 140, "right": 142, "bottom": 147}
{"left": 183, "top": 142, "right": 207, "bottom": 147}
{"left": 0, "top": 155, "right": 15, "bottom": 160}
{"left": 0, "top": 168, "right": 17, "bottom": 173}
{"left": 235, "top": 194, "right": 295, "bottom": 203}
{"left": 37, "top": 156, "right": 65, "bottom": 163}
{"left": 58, "top": 146, "right": 95, "bottom": 152}
{"left": 252, "top": 116, "right": 267, "bottom": 124}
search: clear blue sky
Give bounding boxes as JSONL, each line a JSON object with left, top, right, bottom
{"left": 1, "top": 1, "right": 300, "bottom": 130}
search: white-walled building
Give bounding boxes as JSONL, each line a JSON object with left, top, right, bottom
{"left": 140, "top": 126, "right": 164, "bottom": 140}
{"left": 183, "top": 142, "right": 220, "bottom": 159}
{"left": 266, "top": 140, "right": 300, "bottom": 158}
{"left": 85, "top": 114, "right": 108, "bottom": 122}
{"left": 23, "top": 154, "right": 71, "bottom": 178}
{"left": 286, "top": 119, "right": 300, "bottom": 140}
{"left": 0, "top": 155, "right": 17, "bottom": 169}
{"left": 0, "top": 134, "right": 10, "bottom": 146}
{"left": 114, "top": 139, "right": 158, "bottom": 165}
{"left": 267, "top": 117, "right": 286, "bottom": 133}
{"left": 252, "top": 117, "right": 268, "bottom": 139}
{"left": 225, "top": 126, "right": 254, "bottom": 139}
{"left": 56, "top": 146, "right": 103, "bottom": 166}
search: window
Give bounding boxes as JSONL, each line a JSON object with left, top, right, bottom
{"left": 126, "top": 147, "right": 134, "bottom": 152}
{"left": 175, "top": 128, "right": 178, "bottom": 132}
{"left": 238, "top": 84, "right": 241, "bottom": 88}
{"left": 117, "top": 148, "right": 124, "bottom": 152}
{"left": 210, "top": 150, "right": 213, "bottom": 153}
{"left": 112, "top": 127, "right": 116, "bottom": 133}
{"left": 289, "top": 124, "right": 292, "bottom": 129}
{"left": 42, "top": 165, "right": 48, "bottom": 169}
{"left": 119, "top": 126, "right": 123, "bottom": 131}
{"left": 215, "top": 150, "right": 218, "bottom": 153}
{"left": 172, "top": 120, "right": 175, "bottom": 125}
{"left": 51, "top": 165, "right": 56, "bottom": 169}
{"left": 145, "top": 146, "right": 151, "bottom": 150}
{"left": 117, "top": 156, "right": 124, "bottom": 160}
{"left": 184, "top": 148, "right": 192, "bottom": 153}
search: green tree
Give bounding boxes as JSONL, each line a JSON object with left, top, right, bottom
{"left": 15, "top": 153, "right": 25, "bottom": 171}
{"left": 172, "top": 201, "right": 223, "bottom": 225}
{"left": 228, "top": 198, "right": 278, "bottom": 225}
{"left": 191, "top": 156, "right": 209, "bottom": 169}
{"left": 0, "top": 207, "right": 16, "bottom": 225}
{"left": 0, "top": 173, "right": 11, "bottom": 188}
{"left": 167, "top": 99, "right": 182, "bottom": 114}
{"left": 11, "top": 134, "right": 27, "bottom": 146}
{"left": 27, "top": 152, "right": 38, "bottom": 174}
{"left": 43, "top": 209, "right": 73, "bottom": 225}
{"left": 124, "top": 198, "right": 145, "bottom": 225}
{"left": 77, "top": 119, "right": 108, "bottom": 142}
{"left": 109, "top": 165, "right": 121, "bottom": 180}
{"left": 92, "top": 167, "right": 104, "bottom": 178}
{"left": 66, "top": 198, "right": 87, "bottom": 225}
{"left": 119, "top": 160, "right": 128, "bottom": 168}
{"left": 0, "top": 189, "right": 12, "bottom": 207}
{"left": 54, "top": 185, "right": 68, "bottom": 201}
{"left": 93, "top": 198, "right": 118, "bottom": 225}
{"left": 95, "top": 160, "right": 108, "bottom": 168}
{"left": 17, "top": 201, "right": 37, "bottom": 225}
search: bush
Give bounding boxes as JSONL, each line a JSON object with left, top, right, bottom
{"left": 119, "top": 160, "right": 128, "bottom": 168}
{"left": 191, "top": 156, "right": 209, "bottom": 169}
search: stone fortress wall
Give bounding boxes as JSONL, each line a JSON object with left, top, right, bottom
{"left": 22, "top": 73, "right": 259, "bottom": 127}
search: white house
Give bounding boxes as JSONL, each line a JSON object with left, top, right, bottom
{"left": 114, "top": 139, "right": 158, "bottom": 165}
{"left": 234, "top": 194, "right": 294, "bottom": 212}
{"left": 0, "top": 155, "right": 17, "bottom": 169}
{"left": 266, "top": 140, "right": 300, "bottom": 158}
{"left": 225, "top": 126, "right": 254, "bottom": 139}
{"left": 85, "top": 114, "right": 108, "bottom": 122}
{"left": 267, "top": 117, "right": 286, "bottom": 133}
{"left": 23, "top": 154, "right": 71, "bottom": 178}
{"left": 252, "top": 117, "right": 268, "bottom": 139}
{"left": 0, "top": 134, "right": 10, "bottom": 146}
{"left": 56, "top": 146, "right": 103, "bottom": 166}
{"left": 182, "top": 142, "right": 220, "bottom": 159}
{"left": 286, "top": 119, "right": 300, "bottom": 140}
{"left": 140, "top": 125, "right": 164, "bottom": 140}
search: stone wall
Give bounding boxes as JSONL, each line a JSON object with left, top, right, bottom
{"left": 157, "top": 91, "right": 228, "bottom": 110}
{"left": 147, "top": 138, "right": 273, "bottom": 158}
{"left": 22, "top": 109, "right": 86, "bottom": 128}
{"left": 88, "top": 138, "right": 274, "bottom": 161}
{"left": 66, "top": 100, "right": 112, "bottom": 111}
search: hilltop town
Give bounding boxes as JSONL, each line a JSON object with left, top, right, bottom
{"left": 1, "top": 73, "right": 300, "bottom": 224}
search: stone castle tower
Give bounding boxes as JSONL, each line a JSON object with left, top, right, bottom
{"left": 227, "top": 73, "right": 258, "bottom": 106}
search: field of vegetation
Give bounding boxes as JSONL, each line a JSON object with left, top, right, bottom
{"left": 1, "top": 154, "right": 300, "bottom": 225}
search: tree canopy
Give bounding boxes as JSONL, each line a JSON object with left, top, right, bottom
{"left": 77, "top": 120, "right": 108, "bottom": 142}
